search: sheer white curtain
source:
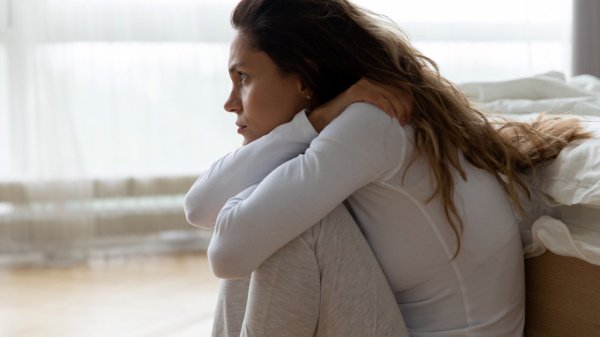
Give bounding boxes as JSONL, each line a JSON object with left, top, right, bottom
{"left": 3, "top": 0, "right": 239, "bottom": 181}
{"left": 355, "top": 0, "right": 573, "bottom": 83}
{"left": 0, "top": 0, "right": 573, "bottom": 265}
{"left": 0, "top": 0, "right": 240, "bottom": 265}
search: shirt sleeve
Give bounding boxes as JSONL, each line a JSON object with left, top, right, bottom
{"left": 208, "top": 103, "right": 407, "bottom": 279}
{"left": 183, "top": 110, "right": 318, "bottom": 228}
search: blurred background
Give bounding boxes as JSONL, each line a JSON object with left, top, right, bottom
{"left": 0, "top": 0, "right": 594, "bottom": 336}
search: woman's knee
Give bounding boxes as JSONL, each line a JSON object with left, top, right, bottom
{"left": 317, "top": 203, "right": 364, "bottom": 241}
{"left": 258, "top": 203, "right": 363, "bottom": 274}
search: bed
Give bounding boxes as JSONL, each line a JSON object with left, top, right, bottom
{"left": 459, "top": 71, "right": 600, "bottom": 336}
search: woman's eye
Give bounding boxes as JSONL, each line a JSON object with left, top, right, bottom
{"left": 238, "top": 72, "right": 248, "bottom": 83}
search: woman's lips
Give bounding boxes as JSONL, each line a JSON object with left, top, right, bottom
{"left": 237, "top": 125, "right": 247, "bottom": 134}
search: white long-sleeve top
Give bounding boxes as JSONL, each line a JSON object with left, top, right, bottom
{"left": 184, "top": 103, "right": 525, "bottom": 337}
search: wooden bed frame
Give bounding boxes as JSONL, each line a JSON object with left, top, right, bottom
{"left": 525, "top": 252, "right": 600, "bottom": 336}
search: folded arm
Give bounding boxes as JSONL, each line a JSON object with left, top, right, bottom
{"left": 207, "top": 103, "right": 406, "bottom": 278}
{"left": 183, "top": 110, "right": 318, "bottom": 228}
{"left": 184, "top": 77, "right": 411, "bottom": 229}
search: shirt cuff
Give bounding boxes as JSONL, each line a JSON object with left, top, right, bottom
{"left": 270, "top": 109, "right": 319, "bottom": 144}
{"left": 293, "top": 109, "right": 319, "bottom": 141}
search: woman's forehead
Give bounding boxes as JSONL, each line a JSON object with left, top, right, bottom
{"left": 228, "top": 33, "right": 276, "bottom": 73}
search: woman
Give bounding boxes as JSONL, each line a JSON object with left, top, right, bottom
{"left": 184, "top": 0, "right": 590, "bottom": 336}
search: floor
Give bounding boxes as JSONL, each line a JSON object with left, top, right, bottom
{"left": 0, "top": 253, "right": 220, "bottom": 337}
{"left": 6, "top": 251, "right": 597, "bottom": 336}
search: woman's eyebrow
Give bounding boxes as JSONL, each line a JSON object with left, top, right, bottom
{"left": 228, "top": 62, "right": 248, "bottom": 74}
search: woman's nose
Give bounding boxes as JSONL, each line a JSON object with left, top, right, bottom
{"left": 224, "top": 90, "right": 242, "bottom": 114}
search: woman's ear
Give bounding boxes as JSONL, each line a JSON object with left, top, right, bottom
{"left": 297, "top": 59, "right": 318, "bottom": 101}
{"left": 296, "top": 80, "right": 313, "bottom": 102}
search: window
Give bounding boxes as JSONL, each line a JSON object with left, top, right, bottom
{"left": 0, "top": 1, "right": 240, "bottom": 262}
{"left": 34, "top": 41, "right": 237, "bottom": 178}
{"left": 2, "top": 0, "right": 241, "bottom": 180}
{"left": 354, "top": 0, "right": 573, "bottom": 82}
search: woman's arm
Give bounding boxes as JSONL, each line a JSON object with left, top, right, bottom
{"left": 208, "top": 103, "right": 407, "bottom": 279}
{"left": 184, "top": 79, "right": 412, "bottom": 229}
{"left": 183, "top": 111, "right": 317, "bottom": 228}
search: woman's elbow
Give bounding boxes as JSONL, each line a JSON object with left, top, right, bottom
{"left": 184, "top": 207, "right": 203, "bottom": 227}
{"left": 183, "top": 195, "right": 210, "bottom": 228}
{"left": 207, "top": 243, "right": 255, "bottom": 279}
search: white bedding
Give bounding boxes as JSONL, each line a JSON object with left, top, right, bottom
{"left": 459, "top": 72, "right": 600, "bottom": 265}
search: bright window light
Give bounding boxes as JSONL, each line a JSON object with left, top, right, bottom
{"left": 353, "top": 0, "right": 573, "bottom": 82}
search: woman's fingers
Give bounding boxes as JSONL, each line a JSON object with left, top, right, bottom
{"left": 349, "top": 78, "right": 412, "bottom": 125}
{"left": 362, "top": 90, "right": 397, "bottom": 118}
{"left": 310, "top": 78, "right": 412, "bottom": 132}
{"left": 349, "top": 80, "right": 393, "bottom": 116}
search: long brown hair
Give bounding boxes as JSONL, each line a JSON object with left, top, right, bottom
{"left": 232, "top": 0, "right": 592, "bottom": 257}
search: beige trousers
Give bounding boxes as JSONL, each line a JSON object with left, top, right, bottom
{"left": 211, "top": 204, "right": 410, "bottom": 337}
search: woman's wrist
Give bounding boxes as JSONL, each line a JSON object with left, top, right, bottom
{"left": 307, "top": 107, "right": 329, "bottom": 133}
{"left": 307, "top": 92, "right": 349, "bottom": 132}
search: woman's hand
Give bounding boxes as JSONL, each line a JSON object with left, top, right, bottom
{"left": 308, "top": 78, "right": 412, "bottom": 132}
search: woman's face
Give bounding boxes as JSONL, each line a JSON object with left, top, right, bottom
{"left": 224, "top": 33, "right": 308, "bottom": 145}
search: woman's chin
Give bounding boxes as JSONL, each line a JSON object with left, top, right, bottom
{"left": 242, "top": 136, "right": 254, "bottom": 146}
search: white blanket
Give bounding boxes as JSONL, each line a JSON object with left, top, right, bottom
{"left": 459, "top": 72, "right": 600, "bottom": 265}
